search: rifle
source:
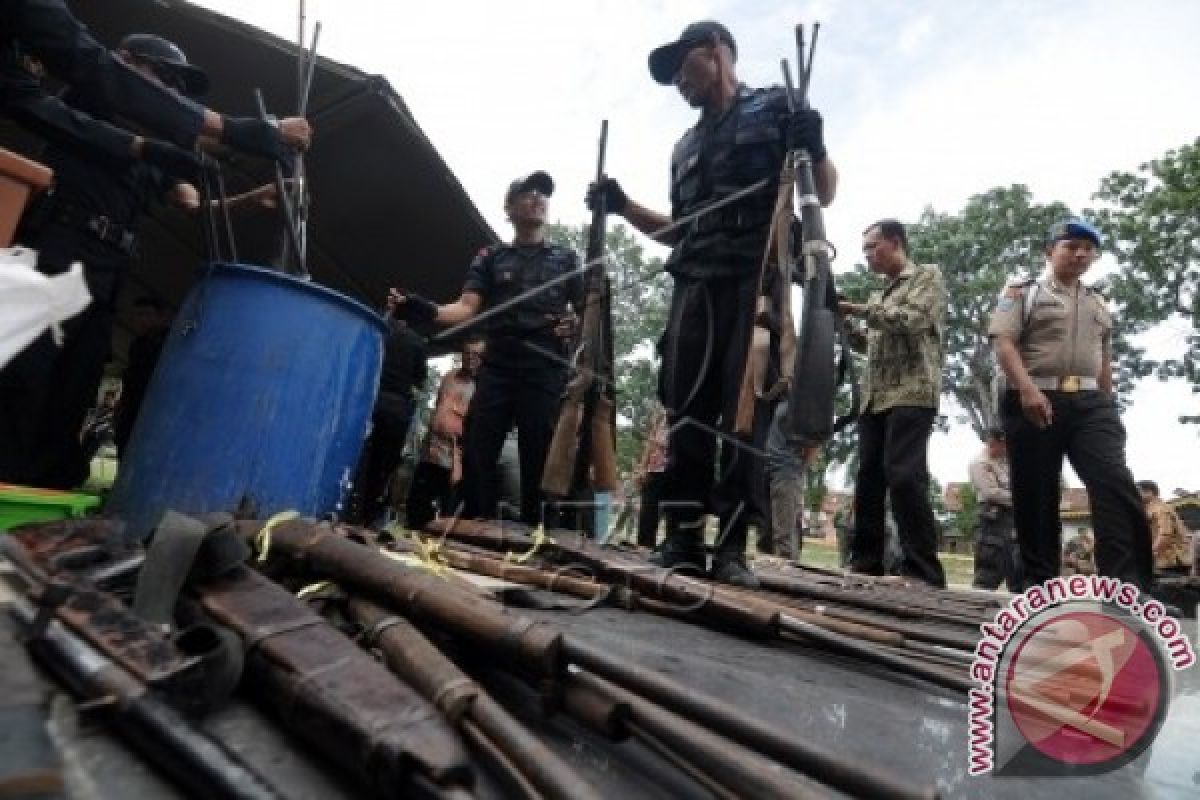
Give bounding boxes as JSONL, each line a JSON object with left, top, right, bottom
{"left": 1, "top": 523, "right": 281, "bottom": 800}
{"left": 783, "top": 23, "right": 842, "bottom": 446}
{"left": 541, "top": 120, "right": 619, "bottom": 499}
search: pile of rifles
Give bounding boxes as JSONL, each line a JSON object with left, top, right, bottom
{"left": 1, "top": 511, "right": 998, "bottom": 800}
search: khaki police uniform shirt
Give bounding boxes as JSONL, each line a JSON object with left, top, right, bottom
{"left": 987, "top": 273, "right": 1113, "bottom": 379}
{"left": 969, "top": 449, "right": 1011, "bottom": 508}
{"left": 859, "top": 261, "right": 946, "bottom": 413}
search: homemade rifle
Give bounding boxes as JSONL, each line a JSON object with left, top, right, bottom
{"left": 541, "top": 120, "right": 619, "bottom": 499}
{"left": 783, "top": 23, "right": 842, "bottom": 446}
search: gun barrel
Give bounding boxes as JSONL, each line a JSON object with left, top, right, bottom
{"left": 8, "top": 596, "right": 282, "bottom": 800}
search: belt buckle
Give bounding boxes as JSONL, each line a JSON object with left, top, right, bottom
{"left": 1060, "top": 376, "right": 1080, "bottom": 393}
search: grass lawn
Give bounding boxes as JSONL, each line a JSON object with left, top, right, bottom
{"left": 792, "top": 539, "right": 978, "bottom": 588}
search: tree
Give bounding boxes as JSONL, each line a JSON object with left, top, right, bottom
{"left": 905, "top": 186, "right": 1083, "bottom": 437}
{"left": 545, "top": 221, "right": 671, "bottom": 474}
{"left": 953, "top": 481, "right": 978, "bottom": 544}
{"left": 1091, "top": 137, "right": 1200, "bottom": 423}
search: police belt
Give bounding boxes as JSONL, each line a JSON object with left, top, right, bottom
{"left": 47, "top": 200, "right": 138, "bottom": 255}
{"left": 1027, "top": 376, "right": 1099, "bottom": 392}
{"left": 688, "top": 200, "right": 773, "bottom": 236}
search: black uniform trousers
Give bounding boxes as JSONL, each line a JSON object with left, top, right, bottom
{"left": 1002, "top": 390, "right": 1154, "bottom": 591}
{"left": 658, "top": 273, "right": 770, "bottom": 557}
{"left": 405, "top": 460, "right": 455, "bottom": 531}
{"left": 461, "top": 361, "right": 564, "bottom": 526}
{"left": 849, "top": 406, "right": 947, "bottom": 587}
{"left": 0, "top": 223, "right": 122, "bottom": 488}
{"left": 353, "top": 390, "right": 415, "bottom": 525}
{"left": 636, "top": 470, "right": 667, "bottom": 548}
{"left": 973, "top": 506, "right": 1022, "bottom": 591}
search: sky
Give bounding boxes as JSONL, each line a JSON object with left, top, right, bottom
{"left": 193, "top": 0, "right": 1200, "bottom": 492}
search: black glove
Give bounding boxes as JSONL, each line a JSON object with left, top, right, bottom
{"left": 392, "top": 291, "right": 438, "bottom": 326}
{"left": 220, "top": 115, "right": 295, "bottom": 172}
{"left": 585, "top": 176, "right": 628, "bottom": 215}
{"left": 141, "top": 139, "right": 204, "bottom": 182}
{"left": 786, "top": 109, "right": 826, "bottom": 162}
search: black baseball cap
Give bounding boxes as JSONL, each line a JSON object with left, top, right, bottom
{"left": 119, "top": 33, "right": 209, "bottom": 97}
{"left": 648, "top": 20, "right": 737, "bottom": 85}
{"left": 504, "top": 171, "right": 554, "bottom": 204}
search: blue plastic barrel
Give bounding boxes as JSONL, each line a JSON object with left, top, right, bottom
{"left": 109, "top": 263, "right": 385, "bottom": 536}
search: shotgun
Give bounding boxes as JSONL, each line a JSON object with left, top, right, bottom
{"left": 541, "top": 119, "right": 619, "bottom": 499}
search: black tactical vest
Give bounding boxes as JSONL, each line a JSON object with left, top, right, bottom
{"left": 482, "top": 243, "right": 580, "bottom": 364}
{"left": 667, "top": 85, "right": 790, "bottom": 277}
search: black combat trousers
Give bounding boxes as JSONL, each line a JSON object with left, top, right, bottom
{"left": 1003, "top": 390, "right": 1154, "bottom": 591}
{"left": 658, "top": 273, "right": 770, "bottom": 559}
{"left": 405, "top": 460, "right": 455, "bottom": 531}
{"left": 354, "top": 391, "right": 414, "bottom": 525}
{"left": 461, "top": 361, "right": 564, "bottom": 526}
{"left": 636, "top": 470, "right": 666, "bottom": 548}
{"left": 0, "top": 223, "right": 123, "bottom": 488}
{"left": 972, "top": 506, "right": 1022, "bottom": 591}
{"left": 849, "top": 406, "right": 947, "bottom": 587}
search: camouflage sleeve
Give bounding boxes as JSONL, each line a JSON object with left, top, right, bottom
{"left": 987, "top": 286, "right": 1025, "bottom": 340}
{"left": 864, "top": 265, "right": 945, "bottom": 334}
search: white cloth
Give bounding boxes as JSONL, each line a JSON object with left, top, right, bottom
{"left": 0, "top": 246, "right": 91, "bottom": 368}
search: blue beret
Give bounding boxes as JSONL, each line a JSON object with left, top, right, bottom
{"left": 1047, "top": 217, "right": 1102, "bottom": 248}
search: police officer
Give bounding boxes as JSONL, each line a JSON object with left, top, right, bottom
{"left": 586, "top": 20, "right": 836, "bottom": 587}
{"left": 390, "top": 171, "right": 583, "bottom": 526}
{"left": 1, "top": 0, "right": 309, "bottom": 163}
{"left": 989, "top": 217, "right": 1154, "bottom": 591}
{"left": 969, "top": 428, "right": 1022, "bottom": 591}
{"left": 0, "top": 34, "right": 283, "bottom": 487}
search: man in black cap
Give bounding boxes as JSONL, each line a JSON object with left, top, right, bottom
{"left": 0, "top": 33, "right": 284, "bottom": 488}
{"left": 586, "top": 21, "right": 837, "bottom": 586}
{"left": 0, "top": 0, "right": 309, "bottom": 164}
{"left": 389, "top": 172, "right": 584, "bottom": 526}
{"left": 989, "top": 217, "right": 1154, "bottom": 591}
{"left": 969, "top": 427, "right": 1022, "bottom": 590}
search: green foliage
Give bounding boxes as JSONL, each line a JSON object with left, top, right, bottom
{"left": 953, "top": 481, "right": 978, "bottom": 543}
{"left": 545, "top": 221, "right": 670, "bottom": 474}
{"left": 1091, "top": 137, "right": 1200, "bottom": 423}
{"left": 906, "top": 186, "right": 1079, "bottom": 436}
{"left": 928, "top": 474, "right": 946, "bottom": 516}
{"left": 804, "top": 455, "right": 829, "bottom": 513}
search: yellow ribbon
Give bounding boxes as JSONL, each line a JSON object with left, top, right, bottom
{"left": 254, "top": 509, "right": 301, "bottom": 564}
{"left": 383, "top": 523, "right": 449, "bottom": 576}
{"left": 296, "top": 580, "right": 335, "bottom": 599}
{"left": 504, "top": 524, "right": 553, "bottom": 564}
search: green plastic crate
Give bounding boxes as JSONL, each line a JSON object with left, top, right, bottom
{"left": 0, "top": 483, "right": 101, "bottom": 532}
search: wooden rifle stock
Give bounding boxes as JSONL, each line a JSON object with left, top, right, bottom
{"left": 541, "top": 120, "right": 618, "bottom": 498}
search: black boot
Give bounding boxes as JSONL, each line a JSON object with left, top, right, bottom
{"left": 710, "top": 523, "right": 760, "bottom": 589}
{"left": 648, "top": 518, "right": 706, "bottom": 573}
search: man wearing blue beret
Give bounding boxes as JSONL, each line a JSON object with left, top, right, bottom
{"left": 988, "top": 218, "right": 1153, "bottom": 591}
